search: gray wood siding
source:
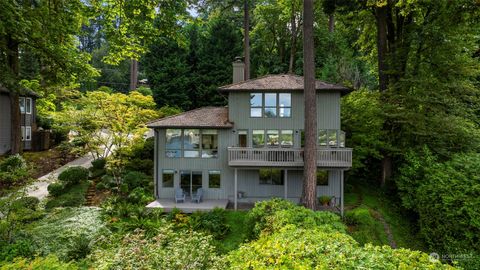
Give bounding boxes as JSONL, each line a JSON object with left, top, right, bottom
{"left": 0, "top": 95, "right": 11, "bottom": 155}
{"left": 155, "top": 128, "right": 236, "bottom": 200}
{"left": 236, "top": 169, "right": 341, "bottom": 203}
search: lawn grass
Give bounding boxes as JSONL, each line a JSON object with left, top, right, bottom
{"left": 345, "top": 206, "right": 389, "bottom": 246}
{"left": 358, "top": 186, "right": 425, "bottom": 251}
{"left": 45, "top": 181, "right": 90, "bottom": 209}
{"left": 215, "top": 210, "right": 249, "bottom": 254}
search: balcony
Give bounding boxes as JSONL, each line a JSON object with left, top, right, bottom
{"left": 228, "top": 147, "right": 352, "bottom": 168}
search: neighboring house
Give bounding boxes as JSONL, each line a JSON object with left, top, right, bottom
{"left": 0, "top": 85, "right": 39, "bottom": 155}
{"left": 148, "top": 61, "right": 353, "bottom": 214}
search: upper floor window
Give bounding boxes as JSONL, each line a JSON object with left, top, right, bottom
{"left": 19, "top": 97, "right": 32, "bottom": 114}
{"left": 250, "top": 93, "right": 291, "bottom": 118}
{"left": 317, "top": 129, "right": 346, "bottom": 147}
{"left": 166, "top": 129, "right": 218, "bottom": 158}
{"left": 253, "top": 129, "right": 293, "bottom": 148}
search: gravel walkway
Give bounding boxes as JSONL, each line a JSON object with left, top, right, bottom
{"left": 25, "top": 155, "right": 93, "bottom": 200}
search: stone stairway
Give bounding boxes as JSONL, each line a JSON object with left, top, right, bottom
{"left": 84, "top": 181, "right": 97, "bottom": 206}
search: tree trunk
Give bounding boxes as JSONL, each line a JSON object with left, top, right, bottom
{"left": 244, "top": 0, "right": 250, "bottom": 80}
{"left": 375, "top": 5, "right": 389, "bottom": 92}
{"left": 381, "top": 155, "right": 392, "bottom": 187}
{"left": 301, "top": 0, "right": 317, "bottom": 210}
{"left": 288, "top": 2, "right": 297, "bottom": 74}
{"left": 7, "top": 37, "right": 21, "bottom": 154}
{"left": 328, "top": 14, "right": 335, "bottom": 33}
{"left": 129, "top": 59, "right": 138, "bottom": 91}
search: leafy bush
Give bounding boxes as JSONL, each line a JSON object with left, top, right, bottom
{"left": 246, "top": 198, "right": 296, "bottom": 238}
{"left": 89, "top": 228, "right": 219, "bottom": 269}
{"left": 124, "top": 137, "right": 155, "bottom": 175}
{"left": 344, "top": 207, "right": 388, "bottom": 246}
{"left": 189, "top": 208, "right": 230, "bottom": 239}
{"left": 0, "top": 239, "right": 35, "bottom": 262}
{"left": 58, "top": 166, "right": 89, "bottom": 186}
{"left": 222, "top": 226, "right": 455, "bottom": 269}
{"left": 47, "top": 182, "right": 65, "bottom": 197}
{"left": 127, "top": 187, "right": 153, "bottom": 204}
{"left": 414, "top": 153, "right": 480, "bottom": 269}
{"left": 12, "top": 197, "right": 40, "bottom": 211}
{"left": 91, "top": 158, "right": 106, "bottom": 170}
{"left": 45, "top": 181, "right": 90, "bottom": 209}
{"left": 0, "top": 154, "right": 29, "bottom": 185}
{"left": 0, "top": 254, "right": 79, "bottom": 270}
{"left": 266, "top": 207, "right": 346, "bottom": 235}
{"left": 122, "top": 171, "right": 150, "bottom": 190}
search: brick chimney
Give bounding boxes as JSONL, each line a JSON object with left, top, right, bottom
{"left": 232, "top": 57, "right": 245, "bottom": 83}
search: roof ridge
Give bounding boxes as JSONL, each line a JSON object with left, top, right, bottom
{"left": 218, "top": 73, "right": 286, "bottom": 89}
{"left": 146, "top": 106, "right": 227, "bottom": 125}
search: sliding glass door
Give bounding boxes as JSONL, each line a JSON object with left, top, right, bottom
{"left": 180, "top": 170, "right": 203, "bottom": 196}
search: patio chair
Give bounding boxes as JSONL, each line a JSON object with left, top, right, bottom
{"left": 175, "top": 188, "right": 186, "bottom": 203}
{"left": 191, "top": 188, "right": 204, "bottom": 203}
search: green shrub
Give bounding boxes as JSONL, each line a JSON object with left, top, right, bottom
{"left": 344, "top": 207, "right": 373, "bottom": 226}
{"left": 267, "top": 207, "right": 346, "bottom": 234}
{"left": 0, "top": 239, "right": 35, "bottom": 262}
{"left": 91, "top": 158, "right": 106, "bottom": 170}
{"left": 122, "top": 171, "right": 150, "bottom": 190}
{"left": 127, "top": 187, "right": 152, "bottom": 204}
{"left": 89, "top": 168, "right": 106, "bottom": 179}
{"left": 124, "top": 137, "right": 154, "bottom": 175}
{"left": 0, "top": 154, "right": 29, "bottom": 185}
{"left": 246, "top": 198, "right": 296, "bottom": 238}
{"left": 0, "top": 254, "right": 78, "bottom": 270}
{"left": 189, "top": 208, "right": 230, "bottom": 239}
{"left": 47, "top": 182, "right": 65, "bottom": 197}
{"left": 95, "top": 181, "right": 107, "bottom": 191}
{"left": 58, "top": 166, "right": 89, "bottom": 186}
{"left": 89, "top": 228, "right": 218, "bottom": 269}
{"left": 45, "top": 181, "right": 90, "bottom": 209}
{"left": 318, "top": 195, "right": 332, "bottom": 205}
{"left": 222, "top": 226, "right": 455, "bottom": 269}
{"left": 415, "top": 153, "right": 480, "bottom": 269}
{"left": 12, "top": 197, "right": 40, "bottom": 211}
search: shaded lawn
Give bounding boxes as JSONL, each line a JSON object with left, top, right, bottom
{"left": 45, "top": 181, "right": 90, "bottom": 209}
{"left": 344, "top": 184, "right": 425, "bottom": 251}
{"left": 214, "top": 210, "right": 249, "bottom": 254}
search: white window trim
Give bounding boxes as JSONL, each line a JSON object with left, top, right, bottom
{"left": 25, "top": 126, "right": 31, "bottom": 141}
{"left": 25, "top": 97, "right": 32, "bottom": 114}
{"left": 21, "top": 126, "right": 25, "bottom": 141}
{"left": 19, "top": 97, "right": 26, "bottom": 114}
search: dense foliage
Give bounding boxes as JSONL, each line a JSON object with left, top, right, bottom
{"left": 0, "top": 155, "right": 30, "bottom": 187}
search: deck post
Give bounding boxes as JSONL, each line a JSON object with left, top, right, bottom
{"left": 284, "top": 169, "right": 288, "bottom": 199}
{"left": 340, "top": 170, "right": 344, "bottom": 217}
{"left": 234, "top": 168, "right": 238, "bottom": 210}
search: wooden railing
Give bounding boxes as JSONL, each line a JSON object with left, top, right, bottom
{"left": 228, "top": 147, "right": 352, "bottom": 168}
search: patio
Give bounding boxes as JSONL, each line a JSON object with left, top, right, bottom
{"left": 146, "top": 199, "right": 229, "bottom": 213}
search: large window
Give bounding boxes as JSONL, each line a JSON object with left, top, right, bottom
{"left": 253, "top": 129, "right": 294, "bottom": 148}
{"left": 166, "top": 129, "right": 182, "bottom": 157}
{"left": 252, "top": 130, "right": 265, "bottom": 148}
{"left": 250, "top": 93, "right": 263, "bottom": 117}
{"left": 166, "top": 129, "right": 218, "bottom": 158}
{"left": 162, "top": 170, "right": 174, "bottom": 188}
{"left": 19, "top": 97, "right": 25, "bottom": 114}
{"left": 208, "top": 171, "right": 221, "bottom": 188}
{"left": 279, "top": 93, "right": 291, "bottom": 117}
{"left": 25, "top": 98, "right": 32, "bottom": 114}
{"left": 318, "top": 129, "right": 328, "bottom": 146}
{"left": 21, "top": 126, "right": 31, "bottom": 142}
{"left": 317, "top": 130, "right": 346, "bottom": 147}
{"left": 259, "top": 169, "right": 284, "bottom": 185}
{"left": 280, "top": 130, "right": 293, "bottom": 147}
{"left": 201, "top": 130, "right": 218, "bottom": 158}
{"left": 249, "top": 93, "right": 291, "bottom": 118}
{"left": 266, "top": 130, "right": 279, "bottom": 147}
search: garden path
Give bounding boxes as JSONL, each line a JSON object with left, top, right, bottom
{"left": 25, "top": 155, "right": 93, "bottom": 201}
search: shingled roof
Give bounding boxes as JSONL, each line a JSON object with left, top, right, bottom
{"left": 147, "top": 107, "right": 233, "bottom": 129}
{"left": 219, "top": 74, "right": 350, "bottom": 92}
{"left": 0, "top": 84, "right": 40, "bottom": 97}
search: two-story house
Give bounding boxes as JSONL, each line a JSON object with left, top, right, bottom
{"left": 147, "top": 60, "right": 352, "bottom": 215}
{"left": 0, "top": 85, "right": 39, "bottom": 155}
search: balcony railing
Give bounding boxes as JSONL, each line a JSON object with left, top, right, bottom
{"left": 228, "top": 147, "right": 352, "bottom": 168}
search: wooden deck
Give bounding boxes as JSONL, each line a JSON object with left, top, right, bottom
{"left": 228, "top": 147, "right": 352, "bottom": 168}
{"left": 146, "top": 199, "right": 229, "bottom": 213}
